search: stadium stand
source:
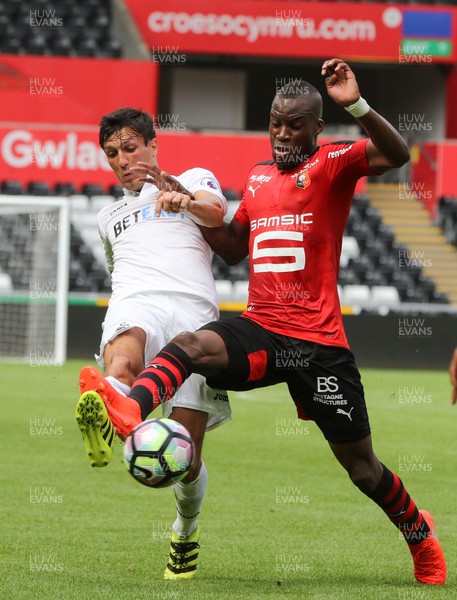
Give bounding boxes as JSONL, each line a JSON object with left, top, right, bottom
{"left": 0, "top": 178, "right": 450, "bottom": 308}
{"left": 0, "top": 0, "right": 121, "bottom": 57}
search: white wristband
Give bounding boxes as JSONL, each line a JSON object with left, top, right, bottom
{"left": 344, "top": 97, "right": 370, "bottom": 118}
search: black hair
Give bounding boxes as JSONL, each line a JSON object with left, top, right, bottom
{"left": 99, "top": 107, "right": 156, "bottom": 149}
{"left": 275, "top": 80, "right": 323, "bottom": 119}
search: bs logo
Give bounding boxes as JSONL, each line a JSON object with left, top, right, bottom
{"left": 317, "top": 376, "right": 339, "bottom": 393}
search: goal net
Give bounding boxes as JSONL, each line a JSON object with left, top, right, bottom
{"left": 0, "top": 197, "right": 70, "bottom": 364}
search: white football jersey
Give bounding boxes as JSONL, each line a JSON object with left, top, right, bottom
{"left": 97, "top": 168, "right": 227, "bottom": 310}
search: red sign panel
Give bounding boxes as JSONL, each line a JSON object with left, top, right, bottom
{"left": 0, "top": 55, "right": 158, "bottom": 125}
{"left": 124, "top": 0, "right": 456, "bottom": 63}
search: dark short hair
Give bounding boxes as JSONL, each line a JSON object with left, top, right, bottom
{"left": 99, "top": 107, "right": 156, "bottom": 148}
{"left": 275, "top": 80, "right": 323, "bottom": 119}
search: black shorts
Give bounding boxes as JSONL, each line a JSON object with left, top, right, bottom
{"left": 200, "top": 316, "right": 370, "bottom": 444}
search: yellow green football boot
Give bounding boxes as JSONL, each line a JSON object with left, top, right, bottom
{"left": 75, "top": 391, "right": 115, "bottom": 467}
{"left": 164, "top": 525, "right": 200, "bottom": 580}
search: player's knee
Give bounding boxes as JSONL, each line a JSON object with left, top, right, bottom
{"left": 172, "top": 331, "right": 205, "bottom": 362}
{"left": 347, "top": 461, "right": 380, "bottom": 494}
{"left": 106, "top": 355, "right": 141, "bottom": 386}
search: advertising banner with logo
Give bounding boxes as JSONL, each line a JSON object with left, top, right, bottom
{"left": 124, "top": 0, "right": 455, "bottom": 63}
{"left": 0, "top": 126, "right": 366, "bottom": 194}
{"left": 0, "top": 55, "right": 158, "bottom": 125}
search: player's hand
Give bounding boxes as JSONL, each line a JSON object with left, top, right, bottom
{"left": 128, "top": 162, "right": 192, "bottom": 195}
{"left": 321, "top": 58, "right": 360, "bottom": 107}
{"left": 156, "top": 190, "right": 193, "bottom": 217}
{"left": 449, "top": 347, "right": 457, "bottom": 405}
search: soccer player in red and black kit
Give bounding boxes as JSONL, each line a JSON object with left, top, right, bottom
{"left": 81, "top": 58, "right": 446, "bottom": 584}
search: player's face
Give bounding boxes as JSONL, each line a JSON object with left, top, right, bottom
{"left": 103, "top": 127, "right": 158, "bottom": 191}
{"left": 269, "top": 97, "right": 323, "bottom": 170}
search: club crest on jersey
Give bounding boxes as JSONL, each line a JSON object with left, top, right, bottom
{"left": 295, "top": 171, "right": 311, "bottom": 190}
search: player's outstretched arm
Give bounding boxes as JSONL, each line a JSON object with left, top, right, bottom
{"left": 199, "top": 218, "right": 250, "bottom": 265}
{"left": 129, "top": 162, "right": 224, "bottom": 227}
{"left": 449, "top": 347, "right": 457, "bottom": 405}
{"left": 322, "top": 58, "right": 410, "bottom": 174}
{"left": 156, "top": 189, "right": 225, "bottom": 227}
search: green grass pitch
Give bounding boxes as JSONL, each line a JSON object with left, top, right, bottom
{"left": 1, "top": 361, "right": 456, "bottom": 599}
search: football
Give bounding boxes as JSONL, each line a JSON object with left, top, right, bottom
{"left": 123, "top": 418, "right": 195, "bottom": 488}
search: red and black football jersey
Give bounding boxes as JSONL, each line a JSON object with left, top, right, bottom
{"left": 235, "top": 139, "right": 374, "bottom": 349}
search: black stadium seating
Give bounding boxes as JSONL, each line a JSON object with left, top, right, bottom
{"left": 0, "top": 179, "right": 450, "bottom": 302}
{"left": 0, "top": 0, "right": 120, "bottom": 57}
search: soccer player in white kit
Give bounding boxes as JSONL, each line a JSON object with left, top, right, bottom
{"left": 75, "top": 107, "right": 231, "bottom": 579}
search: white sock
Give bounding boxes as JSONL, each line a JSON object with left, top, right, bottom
{"left": 105, "top": 376, "right": 130, "bottom": 397}
{"left": 172, "top": 460, "right": 208, "bottom": 538}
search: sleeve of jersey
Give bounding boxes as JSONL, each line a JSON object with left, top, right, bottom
{"left": 325, "top": 138, "right": 375, "bottom": 180}
{"left": 233, "top": 189, "right": 249, "bottom": 226}
{"left": 181, "top": 168, "right": 227, "bottom": 216}
{"left": 97, "top": 212, "right": 113, "bottom": 273}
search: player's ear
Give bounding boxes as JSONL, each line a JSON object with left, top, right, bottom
{"left": 314, "top": 119, "right": 324, "bottom": 136}
{"left": 148, "top": 137, "right": 158, "bottom": 159}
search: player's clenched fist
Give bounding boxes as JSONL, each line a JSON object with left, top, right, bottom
{"left": 156, "top": 191, "right": 193, "bottom": 217}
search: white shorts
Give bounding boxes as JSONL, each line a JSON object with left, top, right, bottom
{"left": 97, "top": 294, "right": 231, "bottom": 431}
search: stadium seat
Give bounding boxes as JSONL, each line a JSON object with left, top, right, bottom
{"left": 0, "top": 272, "right": 13, "bottom": 292}
{"left": 0, "top": 37, "right": 21, "bottom": 54}
{"left": 338, "top": 269, "right": 360, "bottom": 286}
{"left": 215, "top": 280, "right": 233, "bottom": 302}
{"left": 82, "top": 183, "right": 105, "bottom": 197}
{"left": 76, "top": 37, "right": 98, "bottom": 57}
{"left": 79, "top": 228, "right": 103, "bottom": 251}
{"left": 51, "top": 36, "right": 73, "bottom": 56}
{"left": 27, "top": 181, "right": 52, "bottom": 196}
{"left": 340, "top": 236, "right": 360, "bottom": 267}
{"left": 72, "top": 212, "right": 99, "bottom": 231}
{"left": 91, "top": 195, "right": 116, "bottom": 212}
{"left": 69, "top": 195, "right": 90, "bottom": 212}
{"left": 109, "top": 184, "right": 124, "bottom": 199}
{"left": 232, "top": 280, "right": 249, "bottom": 303}
{"left": 1, "top": 180, "right": 23, "bottom": 195}
{"left": 55, "top": 182, "right": 77, "bottom": 196}
{"left": 101, "top": 39, "right": 122, "bottom": 58}
{"left": 222, "top": 189, "right": 240, "bottom": 202}
{"left": 341, "top": 284, "right": 371, "bottom": 307}
{"left": 402, "top": 288, "right": 428, "bottom": 303}
{"left": 370, "top": 286, "right": 401, "bottom": 314}
{"left": 226, "top": 262, "right": 249, "bottom": 282}
{"left": 364, "top": 271, "right": 388, "bottom": 286}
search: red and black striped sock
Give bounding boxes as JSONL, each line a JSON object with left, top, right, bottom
{"left": 129, "top": 343, "right": 193, "bottom": 420}
{"left": 367, "top": 463, "right": 430, "bottom": 545}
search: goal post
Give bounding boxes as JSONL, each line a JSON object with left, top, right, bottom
{"left": 0, "top": 196, "right": 70, "bottom": 365}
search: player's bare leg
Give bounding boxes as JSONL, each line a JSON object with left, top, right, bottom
{"left": 329, "top": 436, "right": 446, "bottom": 584}
{"left": 163, "top": 407, "right": 208, "bottom": 580}
{"left": 76, "top": 328, "right": 146, "bottom": 464}
{"left": 103, "top": 327, "right": 147, "bottom": 391}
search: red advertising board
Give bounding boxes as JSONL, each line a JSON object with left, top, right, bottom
{"left": 0, "top": 55, "right": 158, "bottom": 125}
{"left": 411, "top": 141, "right": 457, "bottom": 217}
{"left": 124, "top": 0, "right": 456, "bottom": 63}
{"left": 0, "top": 125, "right": 366, "bottom": 194}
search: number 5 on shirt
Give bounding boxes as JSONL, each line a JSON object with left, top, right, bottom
{"left": 252, "top": 231, "right": 305, "bottom": 273}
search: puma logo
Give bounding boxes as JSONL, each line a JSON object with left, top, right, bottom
{"left": 336, "top": 407, "right": 354, "bottom": 421}
{"left": 388, "top": 508, "right": 406, "bottom": 518}
{"left": 248, "top": 184, "right": 260, "bottom": 197}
